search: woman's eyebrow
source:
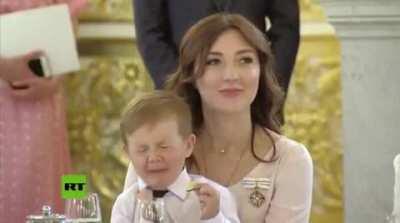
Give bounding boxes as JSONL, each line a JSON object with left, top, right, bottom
{"left": 236, "top": 49, "right": 257, "bottom": 55}
{"left": 207, "top": 51, "right": 223, "bottom": 56}
{"left": 207, "top": 48, "right": 256, "bottom": 57}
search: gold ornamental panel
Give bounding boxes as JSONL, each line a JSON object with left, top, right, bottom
{"left": 80, "top": 0, "right": 133, "bottom": 22}
{"left": 285, "top": 33, "right": 343, "bottom": 223}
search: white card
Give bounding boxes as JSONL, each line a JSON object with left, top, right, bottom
{"left": 0, "top": 4, "right": 80, "bottom": 76}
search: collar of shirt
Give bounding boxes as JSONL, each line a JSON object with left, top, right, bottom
{"left": 137, "top": 168, "right": 191, "bottom": 201}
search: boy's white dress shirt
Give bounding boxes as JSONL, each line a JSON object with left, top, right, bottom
{"left": 111, "top": 169, "right": 240, "bottom": 223}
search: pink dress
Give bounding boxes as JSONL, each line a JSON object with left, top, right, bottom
{"left": 0, "top": 1, "right": 86, "bottom": 222}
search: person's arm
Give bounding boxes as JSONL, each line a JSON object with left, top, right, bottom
{"left": 0, "top": 51, "right": 63, "bottom": 100}
{"left": 265, "top": 0, "right": 300, "bottom": 93}
{"left": 10, "top": 75, "right": 63, "bottom": 100}
{"left": 133, "top": 0, "right": 178, "bottom": 89}
{"left": 201, "top": 211, "right": 231, "bottom": 223}
{"left": 110, "top": 195, "right": 131, "bottom": 223}
{"left": 200, "top": 204, "right": 239, "bottom": 223}
{"left": 264, "top": 144, "right": 313, "bottom": 222}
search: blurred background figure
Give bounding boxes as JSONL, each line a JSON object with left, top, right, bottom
{"left": 0, "top": 0, "right": 86, "bottom": 222}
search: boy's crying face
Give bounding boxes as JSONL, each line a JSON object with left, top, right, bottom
{"left": 127, "top": 118, "right": 195, "bottom": 190}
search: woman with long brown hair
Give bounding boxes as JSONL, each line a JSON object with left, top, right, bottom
{"left": 125, "top": 13, "right": 313, "bottom": 222}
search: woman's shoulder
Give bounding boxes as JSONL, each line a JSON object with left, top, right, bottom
{"left": 267, "top": 129, "right": 313, "bottom": 166}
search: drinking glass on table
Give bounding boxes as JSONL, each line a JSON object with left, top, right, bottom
{"left": 136, "top": 198, "right": 169, "bottom": 223}
{"left": 65, "top": 193, "right": 102, "bottom": 223}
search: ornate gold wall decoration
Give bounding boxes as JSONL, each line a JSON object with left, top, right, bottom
{"left": 285, "top": 35, "right": 343, "bottom": 223}
{"left": 283, "top": 2, "right": 343, "bottom": 223}
{"left": 80, "top": 0, "right": 133, "bottom": 21}
{"left": 300, "top": 0, "right": 327, "bottom": 22}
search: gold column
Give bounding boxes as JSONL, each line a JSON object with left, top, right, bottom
{"left": 284, "top": 1, "right": 343, "bottom": 222}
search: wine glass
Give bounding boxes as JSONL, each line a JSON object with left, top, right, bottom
{"left": 65, "top": 193, "right": 102, "bottom": 223}
{"left": 137, "top": 198, "right": 169, "bottom": 223}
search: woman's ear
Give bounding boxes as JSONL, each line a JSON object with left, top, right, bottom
{"left": 184, "top": 134, "right": 196, "bottom": 158}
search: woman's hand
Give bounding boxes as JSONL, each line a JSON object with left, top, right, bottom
{"left": 0, "top": 51, "right": 43, "bottom": 82}
{"left": 10, "top": 75, "right": 63, "bottom": 100}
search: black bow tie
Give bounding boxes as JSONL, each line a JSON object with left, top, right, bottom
{"left": 152, "top": 190, "right": 169, "bottom": 198}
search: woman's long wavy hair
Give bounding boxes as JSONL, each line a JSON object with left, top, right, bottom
{"left": 166, "top": 13, "right": 284, "bottom": 163}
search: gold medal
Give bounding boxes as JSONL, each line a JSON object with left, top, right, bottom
{"left": 242, "top": 177, "right": 270, "bottom": 208}
{"left": 249, "top": 189, "right": 266, "bottom": 208}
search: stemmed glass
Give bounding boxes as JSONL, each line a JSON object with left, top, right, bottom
{"left": 137, "top": 198, "right": 169, "bottom": 223}
{"left": 65, "top": 193, "right": 102, "bottom": 223}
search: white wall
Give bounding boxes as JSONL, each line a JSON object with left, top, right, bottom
{"left": 320, "top": 1, "right": 400, "bottom": 222}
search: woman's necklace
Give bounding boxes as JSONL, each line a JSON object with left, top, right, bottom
{"left": 199, "top": 130, "right": 253, "bottom": 186}
{"left": 226, "top": 143, "right": 249, "bottom": 185}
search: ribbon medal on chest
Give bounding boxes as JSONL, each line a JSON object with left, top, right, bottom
{"left": 241, "top": 177, "right": 271, "bottom": 208}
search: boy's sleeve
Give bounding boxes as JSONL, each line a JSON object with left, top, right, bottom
{"left": 201, "top": 211, "right": 231, "bottom": 223}
{"left": 123, "top": 162, "right": 138, "bottom": 191}
{"left": 111, "top": 187, "right": 137, "bottom": 223}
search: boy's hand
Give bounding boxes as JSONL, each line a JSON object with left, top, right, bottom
{"left": 196, "top": 183, "right": 220, "bottom": 220}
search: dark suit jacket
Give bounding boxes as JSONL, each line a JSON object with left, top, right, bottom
{"left": 133, "top": 0, "right": 299, "bottom": 92}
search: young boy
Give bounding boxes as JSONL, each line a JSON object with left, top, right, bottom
{"left": 111, "top": 91, "right": 240, "bottom": 223}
